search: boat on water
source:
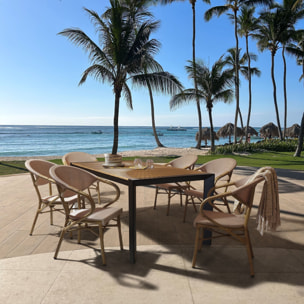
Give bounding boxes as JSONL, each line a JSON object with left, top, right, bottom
{"left": 151, "top": 131, "right": 164, "bottom": 136}
{"left": 92, "top": 130, "right": 103, "bottom": 134}
{"left": 167, "top": 126, "right": 187, "bottom": 131}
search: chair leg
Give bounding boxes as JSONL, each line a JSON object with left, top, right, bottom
{"left": 50, "top": 206, "right": 54, "bottom": 225}
{"left": 244, "top": 230, "right": 255, "bottom": 277}
{"left": 99, "top": 225, "right": 106, "bottom": 265}
{"left": 166, "top": 190, "right": 171, "bottom": 216}
{"left": 153, "top": 187, "right": 159, "bottom": 209}
{"left": 77, "top": 223, "right": 81, "bottom": 244}
{"left": 192, "top": 226, "right": 201, "bottom": 268}
{"left": 183, "top": 195, "right": 190, "bottom": 222}
{"left": 117, "top": 216, "right": 123, "bottom": 250}
{"left": 97, "top": 182, "right": 101, "bottom": 205}
{"left": 29, "top": 210, "right": 40, "bottom": 235}
{"left": 54, "top": 228, "right": 66, "bottom": 259}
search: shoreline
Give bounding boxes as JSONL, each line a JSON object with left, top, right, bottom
{"left": 0, "top": 147, "right": 210, "bottom": 162}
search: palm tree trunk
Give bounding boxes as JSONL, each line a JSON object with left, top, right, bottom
{"left": 246, "top": 35, "right": 252, "bottom": 143}
{"left": 112, "top": 87, "right": 121, "bottom": 155}
{"left": 233, "top": 10, "right": 240, "bottom": 145}
{"left": 191, "top": 1, "right": 202, "bottom": 149}
{"left": 271, "top": 52, "right": 283, "bottom": 140}
{"left": 294, "top": 112, "right": 304, "bottom": 157}
{"left": 282, "top": 46, "right": 288, "bottom": 139}
{"left": 147, "top": 81, "right": 164, "bottom": 147}
{"left": 207, "top": 106, "right": 215, "bottom": 153}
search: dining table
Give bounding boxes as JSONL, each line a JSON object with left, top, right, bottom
{"left": 71, "top": 161, "right": 215, "bottom": 263}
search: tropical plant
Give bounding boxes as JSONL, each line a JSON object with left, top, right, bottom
{"left": 204, "top": 0, "right": 273, "bottom": 144}
{"left": 58, "top": 0, "right": 164, "bottom": 154}
{"left": 253, "top": 9, "right": 288, "bottom": 140}
{"left": 132, "top": 70, "right": 183, "bottom": 147}
{"left": 159, "top": 0, "right": 211, "bottom": 149}
{"left": 105, "top": 0, "right": 183, "bottom": 148}
{"left": 170, "top": 58, "right": 234, "bottom": 152}
{"left": 237, "top": 6, "right": 260, "bottom": 141}
{"left": 273, "top": 0, "right": 304, "bottom": 138}
{"left": 287, "top": 31, "right": 304, "bottom": 156}
{"left": 224, "top": 47, "right": 261, "bottom": 138}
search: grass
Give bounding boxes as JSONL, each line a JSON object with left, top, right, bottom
{"left": 0, "top": 151, "right": 303, "bottom": 176}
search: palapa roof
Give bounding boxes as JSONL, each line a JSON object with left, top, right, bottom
{"left": 260, "top": 122, "right": 279, "bottom": 138}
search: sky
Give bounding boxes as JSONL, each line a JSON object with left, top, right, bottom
{"left": 0, "top": 0, "right": 303, "bottom": 128}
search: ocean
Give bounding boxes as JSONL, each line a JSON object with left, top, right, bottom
{"left": 0, "top": 125, "right": 262, "bottom": 158}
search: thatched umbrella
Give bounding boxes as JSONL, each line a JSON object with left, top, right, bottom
{"left": 285, "top": 123, "right": 300, "bottom": 138}
{"left": 260, "top": 122, "right": 279, "bottom": 139}
{"left": 216, "top": 123, "right": 243, "bottom": 144}
{"left": 242, "top": 126, "right": 258, "bottom": 136}
{"left": 195, "top": 127, "right": 219, "bottom": 146}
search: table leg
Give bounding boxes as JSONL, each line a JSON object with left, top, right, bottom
{"left": 128, "top": 182, "right": 136, "bottom": 263}
{"left": 203, "top": 174, "right": 215, "bottom": 245}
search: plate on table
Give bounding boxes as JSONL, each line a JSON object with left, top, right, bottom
{"left": 103, "top": 163, "right": 125, "bottom": 168}
{"left": 129, "top": 166, "right": 148, "bottom": 170}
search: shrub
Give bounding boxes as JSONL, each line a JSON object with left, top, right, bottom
{"left": 213, "top": 139, "right": 299, "bottom": 154}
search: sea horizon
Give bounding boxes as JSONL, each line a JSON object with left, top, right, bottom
{"left": 0, "top": 124, "right": 263, "bottom": 158}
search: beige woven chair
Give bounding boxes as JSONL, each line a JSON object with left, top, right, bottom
{"left": 192, "top": 173, "right": 265, "bottom": 277}
{"left": 63, "top": 152, "right": 103, "bottom": 204}
{"left": 25, "top": 159, "right": 78, "bottom": 235}
{"left": 153, "top": 154, "right": 198, "bottom": 216}
{"left": 183, "top": 158, "right": 237, "bottom": 222}
{"left": 50, "top": 165, "right": 122, "bottom": 265}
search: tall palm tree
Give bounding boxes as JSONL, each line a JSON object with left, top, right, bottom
{"left": 159, "top": 0, "right": 211, "bottom": 149}
{"left": 104, "top": 0, "right": 183, "bottom": 148}
{"left": 253, "top": 9, "right": 289, "bottom": 140}
{"left": 132, "top": 70, "right": 183, "bottom": 147}
{"left": 205, "top": 0, "right": 273, "bottom": 144}
{"left": 224, "top": 47, "right": 261, "bottom": 138}
{"left": 58, "top": 0, "right": 162, "bottom": 154}
{"left": 170, "top": 58, "right": 234, "bottom": 152}
{"left": 273, "top": 0, "right": 304, "bottom": 138}
{"left": 287, "top": 32, "right": 304, "bottom": 156}
{"left": 237, "top": 6, "right": 260, "bottom": 141}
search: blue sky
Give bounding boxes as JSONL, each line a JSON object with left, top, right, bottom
{"left": 0, "top": 0, "right": 303, "bottom": 127}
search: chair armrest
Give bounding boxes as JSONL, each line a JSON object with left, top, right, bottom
{"left": 95, "top": 177, "right": 121, "bottom": 207}
{"left": 206, "top": 181, "right": 237, "bottom": 197}
{"left": 199, "top": 191, "right": 233, "bottom": 214}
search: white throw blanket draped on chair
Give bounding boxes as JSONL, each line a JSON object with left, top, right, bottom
{"left": 256, "top": 167, "right": 280, "bottom": 235}
{"left": 233, "top": 166, "right": 280, "bottom": 236}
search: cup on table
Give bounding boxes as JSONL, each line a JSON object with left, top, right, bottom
{"left": 146, "top": 159, "right": 154, "bottom": 169}
{"left": 133, "top": 158, "right": 143, "bottom": 168}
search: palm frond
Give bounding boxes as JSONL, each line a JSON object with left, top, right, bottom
{"left": 78, "top": 65, "right": 114, "bottom": 86}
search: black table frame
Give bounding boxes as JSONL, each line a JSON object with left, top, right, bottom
{"left": 72, "top": 162, "right": 214, "bottom": 263}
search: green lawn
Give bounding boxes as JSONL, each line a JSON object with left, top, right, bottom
{"left": 0, "top": 151, "right": 303, "bottom": 176}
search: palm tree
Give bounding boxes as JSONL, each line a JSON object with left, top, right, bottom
{"left": 224, "top": 47, "right": 261, "bottom": 138}
{"left": 132, "top": 70, "right": 183, "bottom": 147}
{"left": 159, "top": 0, "right": 211, "bottom": 149}
{"left": 287, "top": 32, "right": 304, "bottom": 156}
{"left": 273, "top": 0, "right": 304, "bottom": 138}
{"left": 237, "top": 6, "right": 260, "bottom": 141}
{"left": 204, "top": 0, "right": 273, "bottom": 144}
{"left": 253, "top": 9, "right": 289, "bottom": 140}
{"left": 170, "top": 58, "right": 234, "bottom": 152}
{"left": 104, "top": 0, "right": 183, "bottom": 148}
{"left": 58, "top": 0, "right": 162, "bottom": 154}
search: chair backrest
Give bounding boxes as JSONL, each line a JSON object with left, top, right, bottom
{"left": 196, "top": 158, "right": 237, "bottom": 182}
{"left": 231, "top": 175, "right": 264, "bottom": 209}
{"left": 167, "top": 154, "right": 198, "bottom": 170}
{"left": 62, "top": 152, "right": 97, "bottom": 166}
{"left": 50, "top": 165, "right": 98, "bottom": 197}
{"left": 25, "top": 159, "right": 55, "bottom": 186}
{"left": 25, "top": 159, "right": 56, "bottom": 200}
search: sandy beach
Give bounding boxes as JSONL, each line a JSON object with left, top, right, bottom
{"left": 0, "top": 147, "right": 210, "bottom": 161}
